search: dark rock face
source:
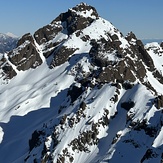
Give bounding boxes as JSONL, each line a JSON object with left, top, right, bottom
{"left": 1, "top": 62, "right": 17, "bottom": 79}
{"left": 34, "top": 23, "right": 64, "bottom": 58}
{"left": 17, "top": 33, "right": 34, "bottom": 46}
{"left": 153, "top": 70, "right": 163, "bottom": 84}
{"left": 89, "top": 36, "right": 147, "bottom": 84}
{"left": 0, "top": 56, "right": 17, "bottom": 79}
{"left": 8, "top": 33, "right": 42, "bottom": 71}
{"left": 71, "top": 2, "right": 98, "bottom": 17}
{"left": 155, "top": 95, "right": 163, "bottom": 109}
{"left": 122, "top": 82, "right": 134, "bottom": 90}
{"left": 141, "top": 149, "right": 158, "bottom": 163}
{"left": 32, "top": 3, "right": 98, "bottom": 59}
{"left": 4, "top": 3, "right": 163, "bottom": 163}
{"left": 89, "top": 38, "right": 117, "bottom": 67}
{"left": 29, "top": 130, "right": 44, "bottom": 151}
{"left": 136, "top": 40, "right": 155, "bottom": 71}
{"left": 126, "top": 32, "right": 155, "bottom": 71}
{"left": 125, "top": 31, "right": 137, "bottom": 42}
{"left": 0, "top": 3, "right": 99, "bottom": 81}
{"left": 97, "top": 60, "right": 136, "bottom": 83}
{"left": 67, "top": 84, "right": 84, "bottom": 103}
{"left": 160, "top": 42, "right": 163, "bottom": 48}
{"left": 121, "top": 101, "right": 135, "bottom": 111}
{"left": 34, "top": 3, "right": 98, "bottom": 47}
{"left": 144, "top": 42, "right": 163, "bottom": 85}
{"left": 34, "top": 24, "right": 63, "bottom": 45}
{"left": 0, "top": 33, "right": 43, "bottom": 80}
{"left": 69, "top": 130, "right": 99, "bottom": 152}
{"left": 54, "top": 2, "right": 98, "bottom": 36}
{"left": 50, "top": 46, "right": 78, "bottom": 68}
{"left": 108, "top": 33, "right": 125, "bottom": 56}
{"left": 42, "top": 41, "right": 61, "bottom": 58}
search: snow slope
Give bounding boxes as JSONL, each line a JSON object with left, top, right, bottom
{"left": 0, "top": 3, "right": 163, "bottom": 163}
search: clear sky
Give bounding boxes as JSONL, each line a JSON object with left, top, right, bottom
{"left": 0, "top": 0, "right": 163, "bottom": 39}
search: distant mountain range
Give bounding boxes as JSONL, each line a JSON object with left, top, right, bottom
{"left": 0, "top": 34, "right": 162, "bottom": 54}
{"left": 0, "top": 33, "right": 18, "bottom": 53}
{"left": 0, "top": 2, "right": 163, "bottom": 163}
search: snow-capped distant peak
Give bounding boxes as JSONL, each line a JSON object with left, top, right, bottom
{"left": 0, "top": 32, "right": 18, "bottom": 53}
{"left": 6, "top": 32, "right": 18, "bottom": 38}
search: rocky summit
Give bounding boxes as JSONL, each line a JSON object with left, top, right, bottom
{"left": 0, "top": 2, "right": 163, "bottom": 163}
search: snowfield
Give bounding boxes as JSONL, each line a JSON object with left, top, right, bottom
{"left": 0, "top": 2, "right": 163, "bottom": 163}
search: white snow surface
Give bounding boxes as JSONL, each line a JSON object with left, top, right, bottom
{"left": 6, "top": 32, "right": 18, "bottom": 38}
{"left": 0, "top": 10, "right": 163, "bottom": 163}
{"left": 145, "top": 42, "right": 163, "bottom": 76}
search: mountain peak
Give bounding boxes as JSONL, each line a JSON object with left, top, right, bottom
{"left": 6, "top": 32, "right": 18, "bottom": 38}
{"left": 0, "top": 32, "right": 18, "bottom": 39}
{"left": 34, "top": 2, "right": 99, "bottom": 45}
{"left": 0, "top": 3, "right": 163, "bottom": 163}
{"left": 70, "top": 2, "right": 99, "bottom": 18}
{"left": 0, "top": 32, "right": 18, "bottom": 53}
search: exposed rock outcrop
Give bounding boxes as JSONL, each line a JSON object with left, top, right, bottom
{"left": 0, "top": 55, "right": 17, "bottom": 79}
{"left": 34, "top": 23, "right": 63, "bottom": 45}
{"left": 1, "top": 61, "right": 17, "bottom": 79}
{"left": 126, "top": 32, "right": 155, "bottom": 71}
{"left": 8, "top": 33, "right": 42, "bottom": 71}
{"left": 0, "top": 3, "right": 163, "bottom": 163}
{"left": 54, "top": 2, "right": 98, "bottom": 35}
{"left": 50, "top": 46, "right": 78, "bottom": 68}
{"left": 33, "top": 3, "right": 99, "bottom": 58}
{"left": 155, "top": 95, "right": 163, "bottom": 109}
{"left": 89, "top": 35, "right": 147, "bottom": 84}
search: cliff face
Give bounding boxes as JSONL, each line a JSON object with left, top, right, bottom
{"left": 0, "top": 3, "right": 163, "bottom": 163}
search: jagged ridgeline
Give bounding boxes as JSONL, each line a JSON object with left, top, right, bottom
{"left": 0, "top": 2, "right": 163, "bottom": 163}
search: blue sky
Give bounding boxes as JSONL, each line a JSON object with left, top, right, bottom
{"left": 0, "top": 0, "right": 163, "bottom": 39}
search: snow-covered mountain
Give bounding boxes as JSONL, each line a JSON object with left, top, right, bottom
{"left": 0, "top": 3, "right": 163, "bottom": 163}
{"left": 142, "top": 39, "right": 163, "bottom": 45}
{"left": 0, "top": 33, "right": 18, "bottom": 53}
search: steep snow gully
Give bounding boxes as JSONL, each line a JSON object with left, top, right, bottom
{"left": 0, "top": 2, "right": 163, "bottom": 163}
